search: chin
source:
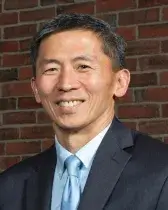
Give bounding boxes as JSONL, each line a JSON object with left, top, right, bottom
{"left": 54, "top": 119, "right": 88, "bottom": 132}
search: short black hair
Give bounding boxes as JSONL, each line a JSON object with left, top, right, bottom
{"left": 30, "top": 13, "right": 127, "bottom": 77}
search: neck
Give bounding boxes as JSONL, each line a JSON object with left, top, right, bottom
{"left": 53, "top": 114, "right": 114, "bottom": 153}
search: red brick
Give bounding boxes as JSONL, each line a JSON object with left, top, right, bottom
{"left": 40, "top": 0, "right": 73, "bottom": 5}
{"left": 130, "top": 72, "right": 157, "bottom": 87}
{"left": 4, "top": 0, "right": 38, "bottom": 10}
{"left": 4, "top": 24, "right": 37, "bottom": 39}
{"left": 20, "top": 7, "right": 55, "bottom": 22}
{"left": 126, "top": 40, "right": 160, "bottom": 56}
{"left": 96, "top": 13, "right": 116, "bottom": 27}
{"left": 37, "top": 111, "right": 51, "bottom": 123}
{"left": 3, "top": 111, "right": 36, "bottom": 124}
{"left": 162, "top": 7, "right": 168, "bottom": 20}
{"left": 0, "top": 98, "right": 16, "bottom": 110}
{"left": 0, "top": 68, "right": 18, "bottom": 82}
{"left": 2, "top": 53, "right": 30, "bottom": 67}
{"left": 139, "top": 120, "right": 168, "bottom": 135}
{"left": 117, "top": 89, "right": 133, "bottom": 103}
{"left": 6, "top": 141, "right": 41, "bottom": 155}
{"left": 125, "top": 58, "right": 137, "bottom": 71}
{"left": 118, "top": 105, "right": 159, "bottom": 119}
{"left": 19, "top": 39, "right": 31, "bottom": 52}
{"left": 138, "top": 0, "right": 168, "bottom": 8}
{"left": 2, "top": 82, "right": 32, "bottom": 97}
{"left": 0, "top": 128, "right": 19, "bottom": 140}
{"left": 96, "top": 0, "right": 136, "bottom": 12}
{"left": 0, "top": 12, "right": 18, "bottom": 25}
{"left": 139, "top": 55, "right": 168, "bottom": 71}
{"left": 57, "top": 2, "right": 95, "bottom": 14}
{"left": 40, "top": 0, "right": 56, "bottom": 5}
{"left": 0, "top": 116, "right": 2, "bottom": 126}
{"left": 0, "top": 157, "right": 20, "bottom": 171}
{"left": 116, "top": 26, "right": 136, "bottom": 41}
{"left": 0, "top": 143, "right": 5, "bottom": 155}
{"left": 20, "top": 126, "right": 53, "bottom": 139}
{"left": 119, "top": 8, "right": 159, "bottom": 26}
{"left": 18, "top": 97, "right": 41, "bottom": 109}
{"left": 162, "top": 104, "right": 168, "bottom": 117}
{"left": 161, "top": 40, "right": 168, "bottom": 53}
{"left": 139, "top": 23, "right": 168, "bottom": 38}
{"left": 136, "top": 87, "right": 168, "bottom": 102}
{"left": 0, "top": 41, "right": 19, "bottom": 52}
{"left": 42, "top": 139, "right": 54, "bottom": 151}
{"left": 160, "top": 71, "right": 168, "bottom": 85}
{"left": 122, "top": 121, "right": 137, "bottom": 130}
{"left": 19, "top": 66, "right": 33, "bottom": 80}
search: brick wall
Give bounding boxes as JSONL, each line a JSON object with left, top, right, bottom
{"left": 0, "top": 0, "right": 168, "bottom": 171}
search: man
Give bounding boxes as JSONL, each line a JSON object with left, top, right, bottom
{"left": 0, "top": 13, "right": 168, "bottom": 210}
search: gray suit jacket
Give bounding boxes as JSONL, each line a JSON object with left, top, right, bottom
{"left": 1, "top": 117, "right": 168, "bottom": 210}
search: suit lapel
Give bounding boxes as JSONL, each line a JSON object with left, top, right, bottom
{"left": 78, "top": 117, "right": 134, "bottom": 210}
{"left": 24, "top": 146, "right": 56, "bottom": 210}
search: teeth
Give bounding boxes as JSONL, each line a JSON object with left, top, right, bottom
{"left": 58, "top": 100, "right": 82, "bottom": 107}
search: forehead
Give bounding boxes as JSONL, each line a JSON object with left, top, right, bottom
{"left": 38, "top": 29, "right": 103, "bottom": 55}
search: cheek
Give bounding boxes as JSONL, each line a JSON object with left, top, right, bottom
{"left": 83, "top": 79, "right": 101, "bottom": 95}
{"left": 37, "top": 77, "right": 56, "bottom": 96}
{"left": 84, "top": 74, "right": 114, "bottom": 95}
{"left": 82, "top": 72, "right": 103, "bottom": 90}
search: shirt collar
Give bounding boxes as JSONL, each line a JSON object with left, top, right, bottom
{"left": 55, "top": 140, "right": 72, "bottom": 178}
{"left": 55, "top": 123, "right": 111, "bottom": 178}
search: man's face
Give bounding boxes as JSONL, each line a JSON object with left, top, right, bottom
{"left": 31, "top": 30, "right": 128, "bottom": 131}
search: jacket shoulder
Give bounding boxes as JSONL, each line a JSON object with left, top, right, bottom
{"left": 133, "top": 132, "right": 168, "bottom": 167}
{"left": 0, "top": 145, "right": 55, "bottom": 207}
{"left": 0, "top": 145, "right": 55, "bottom": 181}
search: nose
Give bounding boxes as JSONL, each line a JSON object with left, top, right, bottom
{"left": 56, "top": 67, "right": 80, "bottom": 92}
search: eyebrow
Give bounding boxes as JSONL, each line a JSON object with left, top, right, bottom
{"left": 39, "top": 59, "right": 61, "bottom": 66}
{"left": 72, "top": 56, "right": 95, "bottom": 62}
{"left": 39, "top": 55, "right": 96, "bottom": 66}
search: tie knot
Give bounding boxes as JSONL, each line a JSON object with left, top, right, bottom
{"left": 65, "top": 155, "right": 82, "bottom": 177}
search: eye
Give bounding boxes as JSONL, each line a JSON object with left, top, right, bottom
{"left": 44, "top": 68, "right": 59, "bottom": 74}
{"left": 47, "top": 68, "right": 58, "bottom": 71}
{"left": 78, "top": 64, "right": 91, "bottom": 70}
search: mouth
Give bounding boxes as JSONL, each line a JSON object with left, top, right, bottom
{"left": 56, "top": 100, "right": 84, "bottom": 107}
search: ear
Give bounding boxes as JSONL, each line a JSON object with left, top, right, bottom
{"left": 114, "top": 69, "right": 130, "bottom": 98}
{"left": 31, "top": 77, "right": 41, "bottom": 103}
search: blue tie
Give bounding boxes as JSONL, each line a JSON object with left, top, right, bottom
{"left": 61, "top": 155, "right": 82, "bottom": 210}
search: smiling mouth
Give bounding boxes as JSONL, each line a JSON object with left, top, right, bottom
{"left": 57, "top": 100, "right": 84, "bottom": 107}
